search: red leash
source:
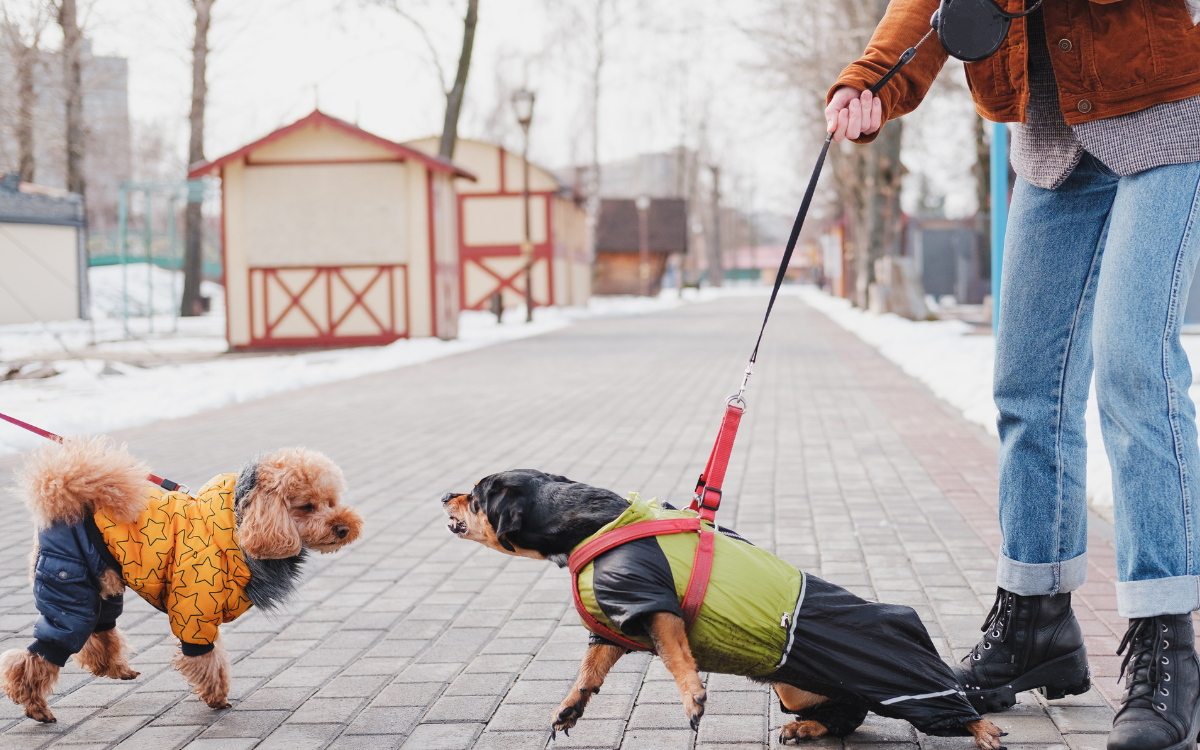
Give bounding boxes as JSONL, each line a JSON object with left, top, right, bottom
{"left": 0, "top": 411, "right": 191, "bottom": 495}
{"left": 568, "top": 120, "right": 826, "bottom": 645}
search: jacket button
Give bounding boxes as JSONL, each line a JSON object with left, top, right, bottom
{"left": 1078, "top": 100, "right": 1092, "bottom": 113}
{"left": 57, "top": 571, "right": 68, "bottom": 580}
{"left": 1058, "top": 39, "right": 1073, "bottom": 52}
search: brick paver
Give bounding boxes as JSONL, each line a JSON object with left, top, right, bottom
{"left": 0, "top": 295, "right": 1121, "bottom": 749}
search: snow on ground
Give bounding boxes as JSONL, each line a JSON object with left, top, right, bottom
{"left": 0, "top": 266, "right": 230, "bottom": 362}
{"left": 799, "top": 286, "right": 1200, "bottom": 522}
{"left": 0, "top": 265, "right": 739, "bottom": 456}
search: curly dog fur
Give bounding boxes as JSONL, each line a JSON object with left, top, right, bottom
{"left": 173, "top": 639, "right": 231, "bottom": 708}
{"left": 0, "top": 649, "right": 59, "bottom": 723}
{"left": 239, "top": 447, "right": 353, "bottom": 558}
{"left": 0, "top": 439, "right": 362, "bottom": 723}
{"left": 19, "top": 436, "right": 146, "bottom": 528}
{"left": 74, "top": 628, "right": 138, "bottom": 681}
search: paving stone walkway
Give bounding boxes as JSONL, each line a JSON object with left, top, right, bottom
{"left": 0, "top": 294, "right": 1124, "bottom": 749}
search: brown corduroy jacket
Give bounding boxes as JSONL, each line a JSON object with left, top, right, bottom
{"left": 830, "top": 0, "right": 1200, "bottom": 142}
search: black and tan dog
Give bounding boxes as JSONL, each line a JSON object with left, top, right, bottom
{"left": 443, "top": 470, "right": 1005, "bottom": 747}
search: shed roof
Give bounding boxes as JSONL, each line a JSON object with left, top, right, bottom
{"left": 595, "top": 198, "right": 687, "bottom": 254}
{"left": 188, "top": 110, "right": 476, "bottom": 180}
{"left": 0, "top": 175, "right": 84, "bottom": 226}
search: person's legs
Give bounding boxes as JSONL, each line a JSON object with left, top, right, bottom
{"left": 995, "top": 155, "right": 1119, "bottom": 591}
{"left": 953, "top": 155, "right": 1118, "bottom": 712}
{"left": 1091, "top": 160, "right": 1200, "bottom": 750}
{"left": 1093, "top": 159, "right": 1200, "bottom": 616}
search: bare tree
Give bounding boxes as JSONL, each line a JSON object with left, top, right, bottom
{"left": 53, "top": 0, "right": 84, "bottom": 199}
{"left": 366, "top": 0, "right": 480, "bottom": 160}
{"left": 1, "top": 3, "right": 50, "bottom": 182}
{"left": 540, "top": 0, "right": 621, "bottom": 268}
{"left": 180, "top": 0, "right": 213, "bottom": 317}
{"left": 749, "top": 0, "right": 905, "bottom": 308}
{"left": 439, "top": 0, "right": 477, "bottom": 159}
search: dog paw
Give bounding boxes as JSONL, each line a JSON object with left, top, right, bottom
{"left": 24, "top": 704, "right": 56, "bottom": 723}
{"left": 552, "top": 686, "right": 599, "bottom": 738}
{"left": 99, "top": 664, "right": 139, "bottom": 680}
{"left": 684, "top": 687, "right": 706, "bottom": 731}
{"left": 205, "top": 698, "right": 231, "bottom": 709}
{"left": 779, "top": 720, "right": 828, "bottom": 744}
{"left": 966, "top": 719, "right": 1004, "bottom": 750}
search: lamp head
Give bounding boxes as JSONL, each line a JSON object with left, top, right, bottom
{"left": 511, "top": 89, "right": 536, "bottom": 129}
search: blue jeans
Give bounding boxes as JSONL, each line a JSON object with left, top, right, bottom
{"left": 995, "top": 154, "right": 1200, "bottom": 618}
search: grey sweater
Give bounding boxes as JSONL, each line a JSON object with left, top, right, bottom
{"left": 1010, "top": 6, "right": 1200, "bottom": 190}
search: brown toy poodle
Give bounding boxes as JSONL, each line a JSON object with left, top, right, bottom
{"left": 0, "top": 437, "right": 363, "bottom": 722}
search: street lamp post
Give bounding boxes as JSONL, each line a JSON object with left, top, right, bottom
{"left": 635, "top": 195, "right": 651, "bottom": 296}
{"left": 512, "top": 88, "right": 536, "bottom": 323}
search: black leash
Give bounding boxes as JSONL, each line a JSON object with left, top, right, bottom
{"left": 734, "top": 27, "right": 937, "bottom": 400}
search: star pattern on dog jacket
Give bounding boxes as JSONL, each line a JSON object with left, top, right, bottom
{"left": 94, "top": 473, "right": 253, "bottom": 646}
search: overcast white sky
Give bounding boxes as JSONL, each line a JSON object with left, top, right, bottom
{"left": 59, "top": 0, "right": 977, "bottom": 218}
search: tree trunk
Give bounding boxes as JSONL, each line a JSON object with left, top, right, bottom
{"left": 585, "top": 0, "right": 607, "bottom": 271}
{"left": 830, "top": 119, "right": 905, "bottom": 310}
{"left": 57, "top": 0, "right": 84, "bottom": 197}
{"left": 708, "top": 164, "right": 723, "bottom": 286}
{"left": 15, "top": 41, "right": 36, "bottom": 182}
{"left": 438, "top": 0, "right": 478, "bottom": 160}
{"left": 181, "top": 0, "right": 214, "bottom": 317}
{"left": 972, "top": 114, "right": 991, "bottom": 264}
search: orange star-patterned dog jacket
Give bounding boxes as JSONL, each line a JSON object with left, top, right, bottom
{"left": 94, "top": 474, "right": 253, "bottom": 650}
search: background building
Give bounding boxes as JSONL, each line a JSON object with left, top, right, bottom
{"left": 0, "top": 173, "right": 86, "bottom": 325}
{"left": 189, "top": 110, "right": 472, "bottom": 349}
{"left": 593, "top": 198, "right": 686, "bottom": 295}
{"left": 406, "top": 137, "right": 590, "bottom": 312}
{"left": 0, "top": 36, "right": 131, "bottom": 237}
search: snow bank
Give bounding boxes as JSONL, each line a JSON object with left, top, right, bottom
{"left": 0, "top": 272, "right": 735, "bottom": 456}
{"left": 799, "top": 286, "right": 1200, "bottom": 522}
{"left": 88, "top": 264, "right": 226, "bottom": 320}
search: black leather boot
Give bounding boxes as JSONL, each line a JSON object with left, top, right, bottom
{"left": 1107, "top": 615, "right": 1200, "bottom": 750}
{"left": 952, "top": 588, "right": 1091, "bottom": 713}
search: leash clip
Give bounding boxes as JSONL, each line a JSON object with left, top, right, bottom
{"left": 732, "top": 363, "right": 753, "bottom": 407}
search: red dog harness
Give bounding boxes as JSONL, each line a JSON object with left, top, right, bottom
{"left": 568, "top": 399, "right": 743, "bottom": 652}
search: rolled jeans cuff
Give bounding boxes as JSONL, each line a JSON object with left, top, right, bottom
{"left": 997, "top": 551, "right": 1088, "bottom": 595}
{"left": 1116, "top": 576, "right": 1200, "bottom": 618}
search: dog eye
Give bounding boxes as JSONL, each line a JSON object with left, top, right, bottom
{"left": 299, "top": 504, "right": 315, "bottom": 513}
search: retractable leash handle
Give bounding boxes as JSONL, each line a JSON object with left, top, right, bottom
{"left": 688, "top": 29, "right": 936, "bottom": 520}
{"left": 0, "top": 410, "right": 192, "bottom": 496}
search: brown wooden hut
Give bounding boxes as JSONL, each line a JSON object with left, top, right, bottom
{"left": 593, "top": 198, "right": 686, "bottom": 296}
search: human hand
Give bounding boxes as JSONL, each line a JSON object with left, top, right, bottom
{"left": 825, "top": 87, "right": 882, "bottom": 142}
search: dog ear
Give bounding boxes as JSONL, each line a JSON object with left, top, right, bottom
{"left": 476, "top": 476, "right": 529, "bottom": 553}
{"left": 237, "top": 451, "right": 315, "bottom": 559}
{"left": 238, "top": 485, "right": 303, "bottom": 559}
{"left": 491, "top": 496, "right": 524, "bottom": 552}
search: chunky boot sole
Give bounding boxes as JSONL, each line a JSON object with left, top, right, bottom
{"left": 1131, "top": 692, "right": 1200, "bottom": 750}
{"left": 964, "top": 647, "right": 1091, "bottom": 714}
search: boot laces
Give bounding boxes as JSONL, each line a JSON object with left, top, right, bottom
{"left": 981, "top": 589, "right": 1016, "bottom": 642}
{"left": 968, "top": 589, "right": 1016, "bottom": 662}
{"left": 1117, "top": 617, "right": 1169, "bottom": 713}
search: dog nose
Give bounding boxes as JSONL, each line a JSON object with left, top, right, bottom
{"left": 335, "top": 525, "right": 350, "bottom": 539}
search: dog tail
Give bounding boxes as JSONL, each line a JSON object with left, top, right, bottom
{"left": 18, "top": 436, "right": 149, "bottom": 528}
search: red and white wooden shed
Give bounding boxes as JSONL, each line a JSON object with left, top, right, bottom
{"left": 405, "top": 137, "right": 590, "bottom": 311}
{"left": 189, "top": 110, "right": 474, "bottom": 349}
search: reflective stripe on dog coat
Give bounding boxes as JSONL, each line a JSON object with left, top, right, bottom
{"left": 94, "top": 473, "right": 253, "bottom": 647}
